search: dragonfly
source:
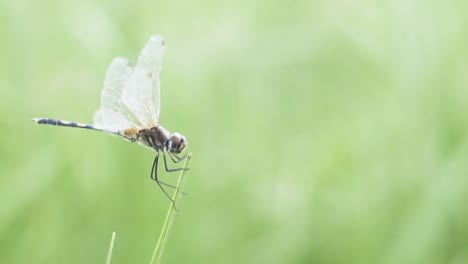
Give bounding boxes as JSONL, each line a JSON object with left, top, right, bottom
{"left": 33, "top": 35, "right": 188, "bottom": 207}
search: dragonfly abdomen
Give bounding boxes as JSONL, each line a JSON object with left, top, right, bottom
{"left": 32, "top": 118, "right": 97, "bottom": 130}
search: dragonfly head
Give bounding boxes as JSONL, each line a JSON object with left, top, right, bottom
{"left": 168, "top": 132, "right": 187, "bottom": 154}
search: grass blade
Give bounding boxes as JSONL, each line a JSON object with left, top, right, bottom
{"left": 106, "top": 232, "right": 116, "bottom": 264}
{"left": 150, "top": 153, "right": 192, "bottom": 264}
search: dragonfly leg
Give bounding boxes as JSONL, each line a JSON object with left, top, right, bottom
{"left": 168, "top": 152, "right": 188, "bottom": 164}
{"left": 169, "top": 152, "right": 190, "bottom": 173}
{"left": 163, "top": 151, "right": 188, "bottom": 172}
{"left": 151, "top": 153, "right": 178, "bottom": 210}
{"left": 146, "top": 135, "right": 185, "bottom": 196}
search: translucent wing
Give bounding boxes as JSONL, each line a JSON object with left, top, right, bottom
{"left": 93, "top": 57, "right": 140, "bottom": 132}
{"left": 121, "top": 35, "right": 164, "bottom": 128}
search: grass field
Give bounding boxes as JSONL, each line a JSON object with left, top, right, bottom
{"left": 1, "top": 1, "right": 468, "bottom": 263}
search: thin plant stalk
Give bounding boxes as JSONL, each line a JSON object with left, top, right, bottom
{"left": 106, "top": 232, "right": 116, "bottom": 264}
{"left": 150, "top": 153, "right": 192, "bottom": 264}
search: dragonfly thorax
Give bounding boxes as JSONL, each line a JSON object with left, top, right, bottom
{"left": 137, "top": 126, "right": 187, "bottom": 153}
{"left": 137, "top": 126, "right": 170, "bottom": 150}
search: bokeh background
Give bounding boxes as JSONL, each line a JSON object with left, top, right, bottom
{"left": 1, "top": 0, "right": 468, "bottom": 263}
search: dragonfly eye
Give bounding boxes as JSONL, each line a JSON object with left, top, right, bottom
{"left": 168, "top": 133, "right": 187, "bottom": 153}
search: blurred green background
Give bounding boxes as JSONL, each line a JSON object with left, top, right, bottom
{"left": 1, "top": 0, "right": 468, "bottom": 263}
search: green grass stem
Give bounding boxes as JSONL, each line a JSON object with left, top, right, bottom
{"left": 150, "top": 153, "right": 192, "bottom": 264}
{"left": 105, "top": 231, "right": 116, "bottom": 264}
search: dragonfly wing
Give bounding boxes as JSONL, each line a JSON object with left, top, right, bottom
{"left": 93, "top": 109, "right": 132, "bottom": 132}
{"left": 93, "top": 57, "right": 141, "bottom": 131}
{"left": 122, "top": 35, "right": 164, "bottom": 128}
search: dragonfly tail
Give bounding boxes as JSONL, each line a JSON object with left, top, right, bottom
{"left": 32, "top": 118, "right": 99, "bottom": 131}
